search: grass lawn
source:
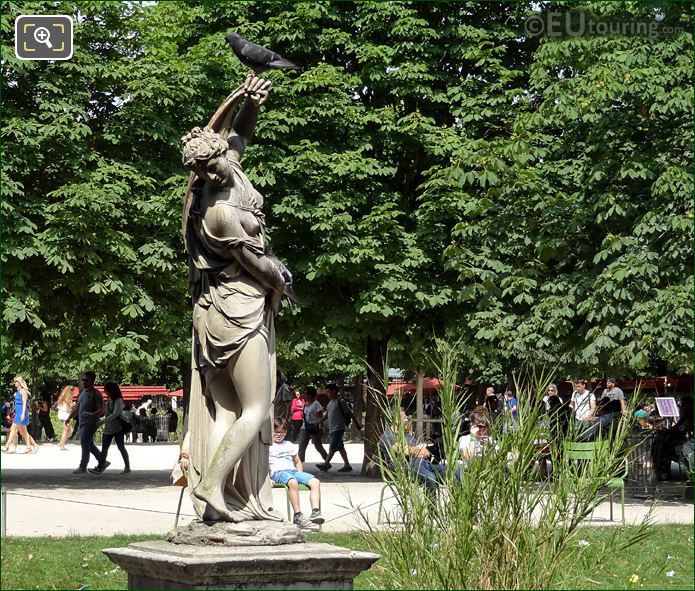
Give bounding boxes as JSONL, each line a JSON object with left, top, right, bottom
{"left": 1, "top": 525, "right": 692, "bottom": 590}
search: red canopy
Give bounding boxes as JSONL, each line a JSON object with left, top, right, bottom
{"left": 386, "top": 378, "right": 455, "bottom": 398}
{"left": 71, "top": 385, "right": 175, "bottom": 401}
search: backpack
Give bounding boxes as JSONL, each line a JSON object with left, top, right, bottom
{"left": 339, "top": 398, "right": 353, "bottom": 427}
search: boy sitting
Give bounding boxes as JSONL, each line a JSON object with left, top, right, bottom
{"left": 270, "top": 418, "right": 324, "bottom": 528}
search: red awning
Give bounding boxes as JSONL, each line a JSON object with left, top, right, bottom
{"left": 72, "top": 385, "right": 175, "bottom": 401}
{"left": 386, "top": 378, "right": 456, "bottom": 398}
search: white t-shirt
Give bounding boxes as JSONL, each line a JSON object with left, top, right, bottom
{"left": 302, "top": 399, "right": 324, "bottom": 428}
{"left": 458, "top": 434, "right": 484, "bottom": 457}
{"left": 572, "top": 390, "right": 596, "bottom": 421}
{"left": 57, "top": 402, "right": 72, "bottom": 421}
{"left": 269, "top": 440, "right": 298, "bottom": 474}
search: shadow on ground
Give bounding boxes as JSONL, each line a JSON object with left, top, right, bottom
{"left": 2, "top": 468, "right": 174, "bottom": 490}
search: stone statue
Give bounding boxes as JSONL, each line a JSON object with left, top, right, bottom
{"left": 181, "top": 74, "right": 291, "bottom": 523}
{"left": 104, "top": 61, "right": 379, "bottom": 588}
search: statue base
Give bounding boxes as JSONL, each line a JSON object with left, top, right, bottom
{"left": 166, "top": 519, "right": 304, "bottom": 547}
{"left": 103, "top": 538, "right": 380, "bottom": 590}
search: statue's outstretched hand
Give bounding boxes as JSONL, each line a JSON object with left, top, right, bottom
{"left": 244, "top": 73, "right": 271, "bottom": 106}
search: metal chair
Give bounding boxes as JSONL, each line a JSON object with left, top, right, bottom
{"left": 272, "top": 481, "right": 322, "bottom": 530}
{"left": 564, "top": 440, "right": 626, "bottom": 523}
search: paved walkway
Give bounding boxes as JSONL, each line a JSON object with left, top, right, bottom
{"left": 1, "top": 441, "right": 692, "bottom": 536}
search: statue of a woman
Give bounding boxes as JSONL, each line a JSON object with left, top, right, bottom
{"left": 181, "top": 74, "right": 290, "bottom": 522}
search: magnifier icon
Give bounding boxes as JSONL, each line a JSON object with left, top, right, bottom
{"left": 33, "top": 26, "right": 53, "bottom": 49}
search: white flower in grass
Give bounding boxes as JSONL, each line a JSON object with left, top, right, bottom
{"left": 666, "top": 570, "right": 675, "bottom": 577}
{"left": 667, "top": 555, "right": 674, "bottom": 560}
{"left": 410, "top": 568, "right": 418, "bottom": 576}
{"left": 578, "top": 539, "right": 590, "bottom": 547}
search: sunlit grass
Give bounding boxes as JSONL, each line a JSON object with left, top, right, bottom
{"left": 1, "top": 527, "right": 691, "bottom": 590}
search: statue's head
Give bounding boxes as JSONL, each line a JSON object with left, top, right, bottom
{"left": 181, "top": 126, "right": 233, "bottom": 187}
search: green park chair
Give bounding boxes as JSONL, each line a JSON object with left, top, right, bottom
{"left": 564, "top": 440, "right": 627, "bottom": 523}
{"left": 272, "top": 481, "right": 322, "bottom": 531}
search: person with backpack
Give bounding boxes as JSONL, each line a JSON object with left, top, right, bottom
{"left": 67, "top": 371, "right": 104, "bottom": 474}
{"left": 316, "top": 383, "right": 362, "bottom": 473}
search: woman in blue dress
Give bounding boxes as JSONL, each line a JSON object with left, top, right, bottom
{"left": 1, "top": 375, "right": 38, "bottom": 453}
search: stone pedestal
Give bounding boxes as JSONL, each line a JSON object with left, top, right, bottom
{"left": 103, "top": 539, "right": 380, "bottom": 590}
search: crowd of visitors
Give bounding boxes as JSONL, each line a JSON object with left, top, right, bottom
{"left": 1, "top": 372, "right": 183, "bottom": 479}
{"left": 380, "top": 378, "right": 693, "bottom": 491}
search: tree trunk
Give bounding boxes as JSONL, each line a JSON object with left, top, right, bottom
{"left": 361, "top": 335, "right": 389, "bottom": 477}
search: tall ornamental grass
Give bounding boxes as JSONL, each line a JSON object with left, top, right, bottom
{"left": 364, "top": 343, "right": 653, "bottom": 589}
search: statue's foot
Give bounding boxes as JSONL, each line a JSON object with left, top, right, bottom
{"left": 202, "top": 504, "right": 222, "bottom": 522}
{"left": 192, "top": 483, "right": 241, "bottom": 523}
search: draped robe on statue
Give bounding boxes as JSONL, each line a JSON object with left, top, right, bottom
{"left": 185, "top": 153, "right": 280, "bottom": 523}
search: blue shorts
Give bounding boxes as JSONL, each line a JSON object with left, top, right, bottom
{"left": 271, "top": 469, "right": 315, "bottom": 486}
{"left": 329, "top": 429, "right": 345, "bottom": 454}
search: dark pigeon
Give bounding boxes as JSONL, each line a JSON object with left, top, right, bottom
{"left": 224, "top": 33, "right": 299, "bottom": 73}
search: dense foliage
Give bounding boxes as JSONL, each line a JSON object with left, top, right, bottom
{"left": 2, "top": 2, "right": 692, "bottom": 462}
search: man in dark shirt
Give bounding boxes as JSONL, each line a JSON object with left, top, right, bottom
{"left": 68, "top": 371, "right": 104, "bottom": 474}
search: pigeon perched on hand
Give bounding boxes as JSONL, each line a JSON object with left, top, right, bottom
{"left": 224, "top": 33, "right": 300, "bottom": 74}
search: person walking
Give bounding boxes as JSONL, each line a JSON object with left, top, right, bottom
{"left": 289, "top": 389, "right": 305, "bottom": 443}
{"left": 37, "top": 395, "right": 56, "bottom": 442}
{"left": 56, "top": 385, "right": 75, "bottom": 449}
{"left": 2, "top": 375, "right": 39, "bottom": 453}
{"left": 68, "top": 371, "right": 104, "bottom": 474}
{"left": 317, "top": 384, "right": 362, "bottom": 472}
{"left": 297, "top": 386, "right": 329, "bottom": 464}
{"left": 89, "top": 382, "right": 130, "bottom": 474}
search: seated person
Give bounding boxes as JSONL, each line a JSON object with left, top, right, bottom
{"left": 634, "top": 402, "right": 657, "bottom": 429}
{"left": 134, "top": 408, "right": 149, "bottom": 442}
{"left": 653, "top": 395, "right": 694, "bottom": 480}
{"left": 121, "top": 402, "right": 136, "bottom": 442}
{"left": 269, "top": 418, "right": 324, "bottom": 529}
{"left": 458, "top": 408, "right": 493, "bottom": 461}
{"left": 577, "top": 397, "right": 622, "bottom": 442}
{"left": 146, "top": 407, "right": 158, "bottom": 442}
{"left": 379, "top": 408, "right": 449, "bottom": 492}
{"left": 165, "top": 405, "right": 178, "bottom": 437}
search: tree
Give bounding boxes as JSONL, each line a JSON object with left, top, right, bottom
{"left": 2, "top": 2, "right": 191, "bottom": 390}
{"left": 440, "top": 1, "right": 693, "bottom": 380}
